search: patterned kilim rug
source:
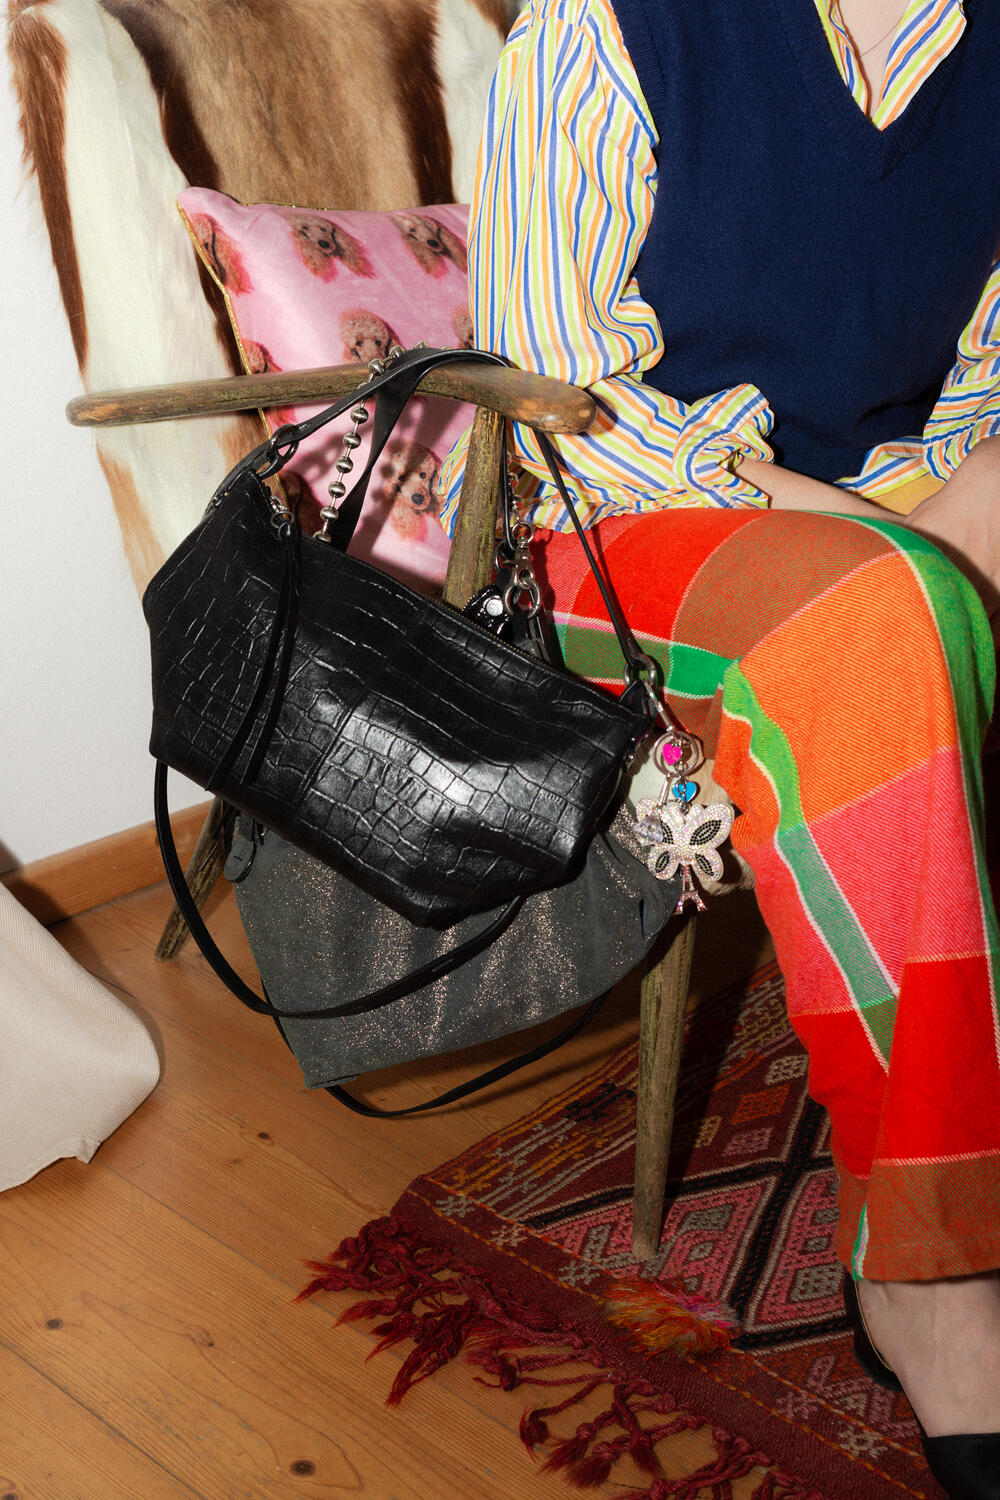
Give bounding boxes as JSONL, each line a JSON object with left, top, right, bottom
{"left": 300, "top": 962, "right": 945, "bottom": 1500}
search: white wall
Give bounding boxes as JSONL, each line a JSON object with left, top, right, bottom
{"left": 0, "top": 64, "right": 201, "bottom": 871}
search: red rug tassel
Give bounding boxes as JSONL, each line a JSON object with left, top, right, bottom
{"left": 300, "top": 1215, "right": 818, "bottom": 1497}
{"left": 751, "top": 1472, "right": 827, "bottom": 1499}
{"left": 608, "top": 1432, "right": 826, "bottom": 1500}
{"left": 381, "top": 1303, "right": 493, "bottom": 1407}
{"left": 519, "top": 1408, "right": 551, "bottom": 1452}
{"left": 568, "top": 1446, "right": 618, "bottom": 1486}
{"left": 543, "top": 1424, "right": 596, "bottom": 1473}
{"left": 603, "top": 1276, "right": 738, "bottom": 1355}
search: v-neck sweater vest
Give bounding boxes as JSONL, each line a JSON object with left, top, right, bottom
{"left": 609, "top": 0, "right": 1000, "bottom": 481}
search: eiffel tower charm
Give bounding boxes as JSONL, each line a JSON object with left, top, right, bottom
{"left": 675, "top": 867, "right": 708, "bottom": 913}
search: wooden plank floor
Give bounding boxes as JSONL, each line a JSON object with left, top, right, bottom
{"left": 0, "top": 879, "right": 772, "bottom": 1500}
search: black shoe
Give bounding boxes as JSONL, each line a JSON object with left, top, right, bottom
{"left": 842, "top": 1274, "right": 1000, "bottom": 1498}
{"left": 919, "top": 1433, "right": 1000, "bottom": 1499}
{"left": 842, "top": 1271, "right": 902, "bottom": 1391}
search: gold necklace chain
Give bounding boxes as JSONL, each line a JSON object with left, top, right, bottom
{"left": 857, "top": 5, "right": 908, "bottom": 57}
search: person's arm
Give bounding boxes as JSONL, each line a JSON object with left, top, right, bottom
{"left": 923, "top": 253, "right": 1000, "bottom": 484}
{"left": 736, "top": 456, "right": 887, "bottom": 517}
{"left": 738, "top": 438, "right": 1000, "bottom": 628}
{"left": 739, "top": 234, "right": 1000, "bottom": 618}
{"left": 898, "top": 436, "right": 1000, "bottom": 620}
{"left": 438, "top": 0, "right": 774, "bottom": 533}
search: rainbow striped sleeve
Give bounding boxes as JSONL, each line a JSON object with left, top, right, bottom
{"left": 437, "top": 0, "right": 773, "bottom": 534}
{"left": 921, "top": 251, "right": 1000, "bottom": 479}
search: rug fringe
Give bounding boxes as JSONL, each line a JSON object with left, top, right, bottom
{"left": 300, "top": 1215, "right": 823, "bottom": 1498}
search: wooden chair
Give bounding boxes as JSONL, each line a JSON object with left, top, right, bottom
{"left": 67, "top": 361, "right": 697, "bottom": 1261}
{"left": 13, "top": 0, "right": 692, "bottom": 1261}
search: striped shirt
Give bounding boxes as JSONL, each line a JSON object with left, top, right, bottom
{"left": 439, "top": 0, "right": 1000, "bottom": 532}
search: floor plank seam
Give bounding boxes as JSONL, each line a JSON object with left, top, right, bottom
{"left": 0, "top": 1335, "right": 207, "bottom": 1499}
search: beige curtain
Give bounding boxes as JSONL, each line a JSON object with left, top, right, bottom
{"left": 0, "top": 884, "right": 160, "bottom": 1191}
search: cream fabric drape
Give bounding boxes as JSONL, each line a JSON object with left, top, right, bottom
{"left": 0, "top": 884, "right": 160, "bottom": 1190}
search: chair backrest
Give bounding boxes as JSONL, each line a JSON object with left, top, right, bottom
{"left": 8, "top": 0, "right": 518, "bottom": 585}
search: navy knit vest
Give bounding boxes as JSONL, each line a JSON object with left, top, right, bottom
{"left": 609, "top": 0, "right": 1000, "bottom": 481}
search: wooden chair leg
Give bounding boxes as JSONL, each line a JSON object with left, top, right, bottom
{"left": 443, "top": 404, "right": 504, "bottom": 606}
{"left": 154, "top": 798, "right": 228, "bottom": 961}
{"left": 632, "top": 910, "right": 697, "bottom": 1262}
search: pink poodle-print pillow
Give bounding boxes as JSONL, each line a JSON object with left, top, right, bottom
{"left": 177, "top": 188, "right": 474, "bottom": 595}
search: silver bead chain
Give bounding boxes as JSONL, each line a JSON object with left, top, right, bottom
{"left": 317, "top": 344, "right": 406, "bottom": 539}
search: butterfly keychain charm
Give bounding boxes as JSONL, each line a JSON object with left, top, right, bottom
{"left": 632, "top": 728, "right": 734, "bottom": 913}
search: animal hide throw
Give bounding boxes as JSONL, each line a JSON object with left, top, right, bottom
{"left": 7, "top": 0, "right": 519, "bottom": 587}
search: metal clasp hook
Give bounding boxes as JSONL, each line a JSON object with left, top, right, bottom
{"left": 254, "top": 424, "right": 301, "bottom": 479}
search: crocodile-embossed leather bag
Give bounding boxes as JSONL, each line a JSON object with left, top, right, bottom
{"left": 143, "top": 346, "right": 657, "bottom": 928}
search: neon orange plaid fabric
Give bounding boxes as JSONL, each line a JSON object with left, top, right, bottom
{"left": 533, "top": 505, "right": 1000, "bottom": 1281}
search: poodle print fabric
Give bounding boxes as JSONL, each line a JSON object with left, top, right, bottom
{"left": 177, "top": 189, "right": 473, "bottom": 594}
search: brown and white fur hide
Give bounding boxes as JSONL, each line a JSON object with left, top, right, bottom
{"left": 7, "top": 0, "right": 520, "bottom": 588}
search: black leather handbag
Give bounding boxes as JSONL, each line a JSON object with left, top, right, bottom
{"left": 146, "top": 345, "right": 688, "bottom": 1112}
{"left": 143, "top": 346, "right": 659, "bottom": 928}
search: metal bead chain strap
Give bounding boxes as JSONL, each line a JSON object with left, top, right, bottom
{"left": 317, "top": 344, "right": 407, "bottom": 540}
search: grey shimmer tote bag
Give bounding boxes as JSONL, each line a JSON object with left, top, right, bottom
{"left": 224, "top": 797, "right": 678, "bottom": 1093}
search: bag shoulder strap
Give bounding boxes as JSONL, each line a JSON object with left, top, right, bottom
{"left": 154, "top": 764, "right": 608, "bottom": 1116}
{"left": 322, "top": 992, "right": 606, "bottom": 1117}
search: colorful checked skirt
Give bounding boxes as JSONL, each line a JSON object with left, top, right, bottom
{"left": 533, "top": 506, "right": 1000, "bottom": 1281}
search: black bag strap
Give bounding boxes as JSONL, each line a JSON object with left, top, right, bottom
{"left": 158, "top": 762, "right": 523, "bottom": 1021}
{"left": 154, "top": 763, "right": 609, "bottom": 1114}
{"left": 320, "top": 350, "right": 490, "bottom": 549}
{"left": 212, "top": 346, "right": 506, "bottom": 541}
{"left": 536, "top": 432, "right": 657, "bottom": 695}
{"left": 322, "top": 990, "right": 607, "bottom": 1117}
{"left": 204, "top": 487, "right": 302, "bottom": 794}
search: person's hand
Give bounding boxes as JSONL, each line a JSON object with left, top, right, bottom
{"left": 736, "top": 455, "right": 870, "bottom": 513}
{"left": 898, "top": 436, "right": 1000, "bottom": 628}
{"left": 740, "top": 438, "right": 1000, "bottom": 637}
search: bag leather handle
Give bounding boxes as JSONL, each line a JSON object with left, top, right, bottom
{"left": 215, "top": 345, "right": 658, "bottom": 697}
{"left": 321, "top": 350, "right": 507, "bottom": 549}
{"left": 211, "top": 346, "right": 505, "bottom": 531}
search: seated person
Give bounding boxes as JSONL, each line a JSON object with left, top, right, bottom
{"left": 440, "top": 1, "right": 1000, "bottom": 1493}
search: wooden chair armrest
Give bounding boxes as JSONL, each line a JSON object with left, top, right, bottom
{"left": 65, "top": 360, "right": 596, "bottom": 435}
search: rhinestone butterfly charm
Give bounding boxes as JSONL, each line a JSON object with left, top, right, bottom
{"left": 632, "top": 733, "right": 733, "bottom": 912}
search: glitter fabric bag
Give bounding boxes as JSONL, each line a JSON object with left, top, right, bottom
{"left": 219, "top": 797, "right": 677, "bottom": 1107}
